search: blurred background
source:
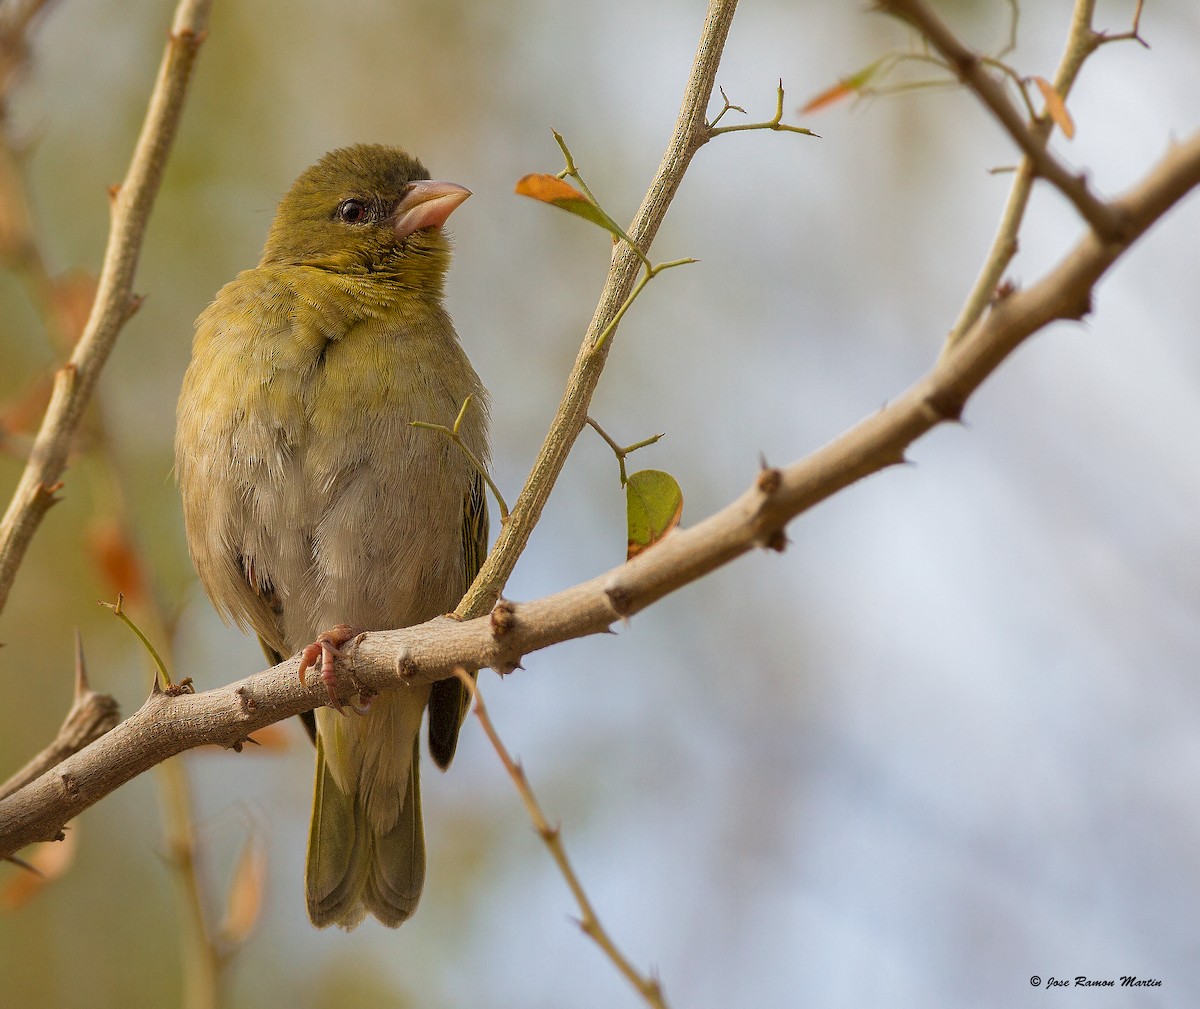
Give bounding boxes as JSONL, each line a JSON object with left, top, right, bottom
{"left": 1, "top": 1, "right": 1198, "bottom": 1006}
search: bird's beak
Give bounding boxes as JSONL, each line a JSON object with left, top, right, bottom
{"left": 391, "top": 181, "right": 471, "bottom": 239}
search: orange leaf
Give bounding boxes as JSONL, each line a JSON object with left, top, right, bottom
{"left": 515, "top": 173, "right": 585, "bottom": 203}
{"left": 514, "top": 174, "right": 620, "bottom": 234}
{"left": 1032, "top": 76, "right": 1075, "bottom": 139}
{"left": 801, "top": 81, "right": 854, "bottom": 114}
{"left": 801, "top": 58, "right": 887, "bottom": 114}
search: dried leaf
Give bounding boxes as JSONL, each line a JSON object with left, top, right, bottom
{"left": 514, "top": 174, "right": 621, "bottom": 236}
{"left": 626, "top": 469, "right": 683, "bottom": 561}
{"left": 87, "top": 518, "right": 147, "bottom": 604}
{"left": 0, "top": 825, "right": 79, "bottom": 910}
{"left": 801, "top": 58, "right": 887, "bottom": 113}
{"left": 217, "top": 835, "right": 267, "bottom": 946}
{"left": 1032, "top": 76, "right": 1075, "bottom": 139}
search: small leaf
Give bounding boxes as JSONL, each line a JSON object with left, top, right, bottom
{"left": 626, "top": 469, "right": 683, "bottom": 561}
{"left": 514, "top": 174, "right": 621, "bottom": 236}
{"left": 1031, "top": 76, "right": 1075, "bottom": 139}
{"left": 218, "top": 835, "right": 267, "bottom": 946}
{"left": 801, "top": 58, "right": 887, "bottom": 113}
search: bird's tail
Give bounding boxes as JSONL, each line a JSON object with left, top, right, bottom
{"left": 305, "top": 719, "right": 426, "bottom": 929}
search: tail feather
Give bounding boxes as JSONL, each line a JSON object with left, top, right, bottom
{"left": 306, "top": 732, "right": 425, "bottom": 929}
{"left": 363, "top": 752, "right": 424, "bottom": 927}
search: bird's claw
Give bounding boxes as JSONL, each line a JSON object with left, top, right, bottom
{"left": 297, "top": 624, "right": 363, "bottom": 714}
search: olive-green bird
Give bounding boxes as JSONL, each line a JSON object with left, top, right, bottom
{"left": 175, "top": 144, "right": 489, "bottom": 929}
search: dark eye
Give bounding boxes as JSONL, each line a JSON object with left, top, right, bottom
{"left": 337, "top": 199, "right": 368, "bottom": 224}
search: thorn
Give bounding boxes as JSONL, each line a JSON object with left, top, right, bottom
{"left": 107, "top": 182, "right": 121, "bottom": 203}
{"left": 764, "top": 529, "right": 788, "bottom": 553}
{"left": 993, "top": 278, "right": 1017, "bottom": 302}
{"left": 395, "top": 648, "right": 418, "bottom": 680}
{"left": 756, "top": 466, "right": 782, "bottom": 495}
{"left": 604, "top": 583, "right": 632, "bottom": 617}
{"left": 3, "top": 854, "right": 42, "bottom": 877}
{"left": 923, "top": 388, "right": 966, "bottom": 424}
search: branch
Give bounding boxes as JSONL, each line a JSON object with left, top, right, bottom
{"left": 0, "top": 0, "right": 213, "bottom": 616}
{"left": 2, "top": 130, "right": 1197, "bottom": 860}
{"left": 455, "top": 0, "right": 738, "bottom": 619}
{"left": 877, "top": 0, "right": 1126, "bottom": 240}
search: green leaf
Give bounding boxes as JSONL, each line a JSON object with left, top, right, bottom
{"left": 514, "top": 173, "right": 622, "bottom": 236}
{"left": 625, "top": 469, "right": 683, "bottom": 560}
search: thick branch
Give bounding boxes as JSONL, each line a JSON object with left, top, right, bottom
{"left": 456, "top": 0, "right": 738, "bottom": 618}
{"left": 2, "top": 132, "right": 1197, "bottom": 861}
{"left": 0, "top": 0, "right": 213, "bottom": 616}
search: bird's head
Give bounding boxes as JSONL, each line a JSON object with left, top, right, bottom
{"left": 259, "top": 144, "right": 470, "bottom": 285}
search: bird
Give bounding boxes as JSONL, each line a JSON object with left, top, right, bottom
{"left": 175, "top": 144, "right": 489, "bottom": 929}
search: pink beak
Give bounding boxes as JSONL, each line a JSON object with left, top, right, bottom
{"left": 391, "top": 180, "right": 471, "bottom": 238}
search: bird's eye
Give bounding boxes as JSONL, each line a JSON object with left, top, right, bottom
{"left": 337, "top": 199, "right": 368, "bottom": 224}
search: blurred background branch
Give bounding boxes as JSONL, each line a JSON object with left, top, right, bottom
{"left": 0, "top": 0, "right": 212, "bottom": 614}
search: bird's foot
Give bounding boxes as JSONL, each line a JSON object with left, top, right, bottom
{"left": 297, "top": 624, "right": 364, "bottom": 714}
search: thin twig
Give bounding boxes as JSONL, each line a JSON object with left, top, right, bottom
{"left": 941, "top": 0, "right": 1146, "bottom": 353}
{"left": 586, "top": 417, "right": 664, "bottom": 486}
{"left": 877, "top": 0, "right": 1124, "bottom": 240}
{"left": 412, "top": 395, "right": 510, "bottom": 520}
{"left": 0, "top": 0, "right": 214, "bottom": 616}
{"left": 455, "top": 671, "right": 669, "bottom": 1009}
{"left": 705, "top": 80, "right": 817, "bottom": 140}
{"left": 455, "top": 0, "right": 741, "bottom": 620}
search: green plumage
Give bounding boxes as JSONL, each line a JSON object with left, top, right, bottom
{"left": 176, "top": 145, "right": 489, "bottom": 929}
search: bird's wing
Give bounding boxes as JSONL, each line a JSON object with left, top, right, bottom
{"left": 427, "top": 468, "right": 489, "bottom": 769}
{"left": 176, "top": 271, "right": 306, "bottom": 659}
